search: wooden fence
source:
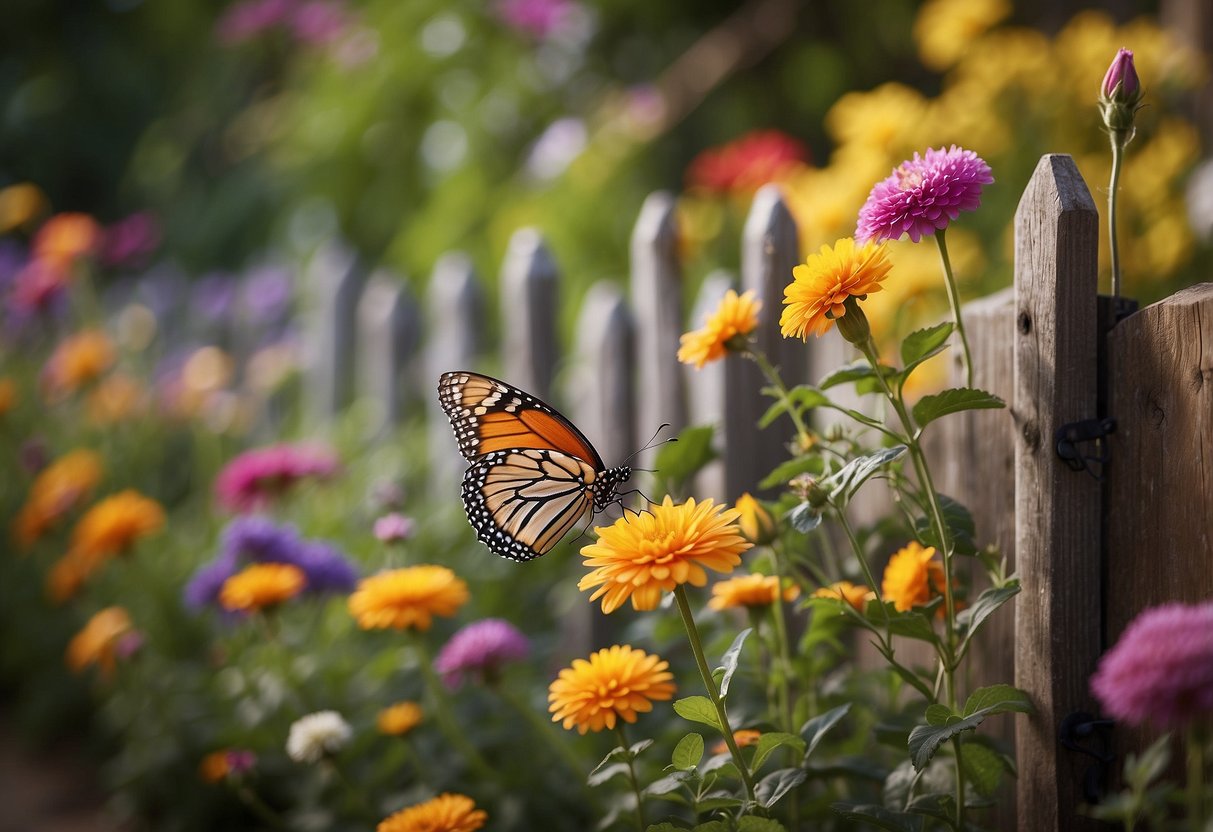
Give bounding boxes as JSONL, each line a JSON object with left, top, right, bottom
{"left": 298, "top": 154, "right": 1212, "bottom": 831}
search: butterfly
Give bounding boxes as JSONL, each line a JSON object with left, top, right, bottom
{"left": 438, "top": 371, "right": 633, "bottom": 562}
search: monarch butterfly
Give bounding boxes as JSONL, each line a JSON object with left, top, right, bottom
{"left": 438, "top": 371, "right": 632, "bottom": 562}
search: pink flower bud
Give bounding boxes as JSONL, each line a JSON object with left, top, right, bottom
{"left": 1101, "top": 48, "right": 1141, "bottom": 105}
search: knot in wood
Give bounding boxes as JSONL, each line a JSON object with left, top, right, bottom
{"left": 1016, "top": 311, "right": 1032, "bottom": 335}
{"left": 1021, "top": 420, "right": 1041, "bottom": 451}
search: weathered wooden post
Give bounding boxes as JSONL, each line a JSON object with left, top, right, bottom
{"left": 500, "top": 228, "right": 558, "bottom": 403}
{"left": 305, "top": 240, "right": 365, "bottom": 423}
{"left": 686, "top": 271, "right": 737, "bottom": 501}
{"left": 570, "top": 281, "right": 636, "bottom": 471}
{"left": 357, "top": 270, "right": 419, "bottom": 436}
{"left": 1013, "top": 154, "right": 1102, "bottom": 832}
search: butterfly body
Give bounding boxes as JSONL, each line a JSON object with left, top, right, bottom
{"left": 439, "top": 371, "right": 631, "bottom": 562}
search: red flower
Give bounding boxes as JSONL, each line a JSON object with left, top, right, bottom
{"left": 686, "top": 130, "right": 809, "bottom": 196}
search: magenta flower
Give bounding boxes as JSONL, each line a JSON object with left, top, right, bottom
{"left": 1090, "top": 601, "right": 1213, "bottom": 730}
{"left": 214, "top": 443, "right": 340, "bottom": 513}
{"left": 434, "top": 618, "right": 530, "bottom": 688}
{"left": 495, "top": 0, "right": 575, "bottom": 39}
{"left": 1101, "top": 47, "right": 1141, "bottom": 104}
{"left": 855, "top": 145, "right": 994, "bottom": 245}
{"left": 100, "top": 213, "right": 161, "bottom": 269}
{"left": 215, "top": 0, "right": 295, "bottom": 44}
{"left": 290, "top": 1, "right": 349, "bottom": 45}
{"left": 373, "top": 512, "right": 414, "bottom": 544}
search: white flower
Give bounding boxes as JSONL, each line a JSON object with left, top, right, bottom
{"left": 286, "top": 710, "right": 352, "bottom": 764}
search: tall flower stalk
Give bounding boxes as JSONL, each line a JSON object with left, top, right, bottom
{"left": 1098, "top": 47, "right": 1143, "bottom": 298}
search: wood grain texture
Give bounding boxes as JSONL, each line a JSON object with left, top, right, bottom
{"left": 570, "top": 281, "right": 637, "bottom": 471}
{"left": 686, "top": 272, "right": 736, "bottom": 501}
{"left": 1013, "top": 154, "right": 1103, "bottom": 832}
{"left": 500, "top": 228, "right": 558, "bottom": 403}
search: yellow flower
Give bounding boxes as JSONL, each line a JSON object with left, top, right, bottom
{"left": 825, "top": 83, "right": 931, "bottom": 156}
{"left": 913, "top": 0, "right": 1011, "bottom": 71}
{"left": 733, "top": 492, "right": 776, "bottom": 545}
{"left": 548, "top": 645, "right": 676, "bottom": 735}
{"left": 0, "top": 183, "right": 48, "bottom": 233}
{"left": 46, "top": 552, "right": 90, "bottom": 604}
{"left": 43, "top": 329, "right": 116, "bottom": 396}
{"left": 377, "top": 701, "right": 424, "bottom": 736}
{"left": 780, "top": 238, "right": 892, "bottom": 340}
{"left": 881, "top": 542, "right": 946, "bottom": 612}
{"left": 707, "top": 574, "right": 799, "bottom": 611}
{"left": 377, "top": 793, "right": 487, "bottom": 832}
{"left": 219, "top": 563, "right": 306, "bottom": 613}
{"left": 65, "top": 606, "right": 133, "bottom": 677}
{"left": 86, "top": 373, "right": 146, "bottom": 425}
{"left": 348, "top": 566, "right": 469, "bottom": 631}
{"left": 711, "top": 728, "right": 763, "bottom": 754}
{"left": 811, "top": 581, "right": 876, "bottom": 612}
{"left": 677, "top": 289, "right": 762, "bottom": 369}
{"left": 68, "top": 489, "right": 164, "bottom": 563}
{"left": 578, "top": 496, "right": 752, "bottom": 614}
{"left": 12, "top": 449, "right": 103, "bottom": 549}
{"left": 0, "top": 377, "right": 16, "bottom": 416}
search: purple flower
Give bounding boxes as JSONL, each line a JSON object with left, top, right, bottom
{"left": 290, "top": 0, "right": 348, "bottom": 45}
{"left": 215, "top": 0, "right": 296, "bottom": 45}
{"left": 100, "top": 212, "right": 161, "bottom": 269}
{"left": 373, "top": 512, "right": 414, "bottom": 543}
{"left": 291, "top": 540, "right": 358, "bottom": 593}
{"left": 184, "top": 556, "right": 240, "bottom": 611}
{"left": 1090, "top": 601, "right": 1213, "bottom": 730}
{"left": 192, "top": 273, "right": 239, "bottom": 323}
{"left": 225, "top": 749, "right": 257, "bottom": 777}
{"left": 855, "top": 145, "right": 994, "bottom": 245}
{"left": 1101, "top": 47, "right": 1141, "bottom": 104}
{"left": 495, "top": 0, "right": 575, "bottom": 39}
{"left": 240, "top": 266, "right": 293, "bottom": 325}
{"left": 434, "top": 618, "right": 530, "bottom": 688}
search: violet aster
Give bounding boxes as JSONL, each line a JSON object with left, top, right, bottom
{"left": 434, "top": 618, "right": 530, "bottom": 688}
{"left": 214, "top": 443, "right": 340, "bottom": 513}
{"left": 855, "top": 145, "right": 994, "bottom": 245}
{"left": 1090, "top": 600, "right": 1213, "bottom": 730}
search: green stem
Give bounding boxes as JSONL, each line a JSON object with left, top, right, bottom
{"left": 934, "top": 229, "right": 973, "bottom": 389}
{"left": 673, "top": 586, "right": 757, "bottom": 805}
{"left": 745, "top": 347, "right": 812, "bottom": 451}
{"left": 235, "top": 785, "right": 286, "bottom": 829}
{"left": 616, "top": 725, "right": 647, "bottom": 832}
{"left": 498, "top": 684, "right": 589, "bottom": 784}
{"left": 414, "top": 639, "right": 496, "bottom": 781}
{"left": 324, "top": 758, "right": 379, "bottom": 824}
{"left": 1108, "top": 132, "right": 1126, "bottom": 298}
{"left": 768, "top": 544, "right": 796, "bottom": 733}
{"left": 832, "top": 506, "right": 889, "bottom": 639}
{"left": 1188, "top": 723, "right": 1208, "bottom": 832}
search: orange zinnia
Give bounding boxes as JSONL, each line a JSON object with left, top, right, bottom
{"left": 12, "top": 449, "right": 104, "bottom": 549}
{"left": 677, "top": 289, "right": 762, "bottom": 369}
{"left": 43, "top": 329, "right": 116, "bottom": 396}
{"left": 65, "top": 606, "right": 134, "bottom": 678}
{"left": 708, "top": 573, "right": 800, "bottom": 610}
{"left": 812, "top": 580, "right": 876, "bottom": 612}
{"left": 881, "top": 542, "right": 946, "bottom": 612}
{"left": 219, "top": 563, "right": 306, "bottom": 613}
{"left": 377, "top": 793, "right": 487, "bottom": 832}
{"left": 348, "top": 566, "right": 469, "bottom": 631}
{"left": 548, "top": 645, "right": 676, "bottom": 735}
{"left": 780, "top": 237, "right": 892, "bottom": 340}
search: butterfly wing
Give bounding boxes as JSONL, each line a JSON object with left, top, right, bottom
{"left": 461, "top": 448, "right": 597, "bottom": 562}
{"left": 438, "top": 371, "right": 605, "bottom": 467}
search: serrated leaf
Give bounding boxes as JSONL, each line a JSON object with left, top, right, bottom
{"left": 787, "top": 502, "right": 822, "bottom": 533}
{"left": 912, "top": 387, "right": 1004, "bottom": 430}
{"left": 716, "top": 628, "right": 751, "bottom": 699}
{"left": 737, "top": 818, "right": 788, "bottom": 832}
{"left": 755, "top": 767, "right": 806, "bottom": 808}
{"left": 751, "top": 732, "right": 806, "bottom": 773}
{"left": 961, "top": 684, "right": 1034, "bottom": 718}
{"left": 655, "top": 425, "right": 717, "bottom": 490}
{"left": 671, "top": 733, "right": 704, "bottom": 771}
{"left": 959, "top": 739, "right": 1009, "bottom": 797}
{"left": 673, "top": 696, "right": 723, "bottom": 731}
{"left": 759, "top": 455, "right": 823, "bottom": 490}
{"left": 924, "top": 703, "right": 955, "bottom": 726}
{"left": 914, "top": 494, "right": 977, "bottom": 555}
{"left": 758, "top": 385, "right": 830, "bottom": 428}
{"left": 908, "top": 713, "right": 987, "bottom": 771}
{"left": 587, "top": 762, "right": 631, "bottom": 787}
{"left": 826, "top": 445, "right": 907, "bottom": 502}
{"left": 831, "top": 803, "right": 925, "bottom": 832}
{"left": 800, "top": 702, "right": 851, "bottom": 759}
{"left": 900, "top": 322, "right": 954, "bottom": 370}
{"left": 957, "top": 582, "right": 1021, "bottom": 644}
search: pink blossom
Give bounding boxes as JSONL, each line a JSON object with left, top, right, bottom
{"left": 495, "top": 0, "right": 575, "bottom": 39}
{"left": 1101, "top": 47, "right": 1140, "bottom": 103}
{"left": 215, "top": 0, "right": 296, "bottom": 45}
{"left": 290, "top": 1, "right": 348, "bottom": 45}
{"left": 1090, "top": 601, "right": 1213, "bottom": 730}
{"left": 101, "top": 212, "right": 161, "bottom": 268}
{"left": 214, "top": 443, "right": 340, "bottom": 513}
{"left": 373, "top": 512, "right": 414, "bottom": 544}
{"left": 855, "top": 145, "right": 994, "bottom": 244}
{"left": 434, "top": 618, "right": 530, "bottom": 688}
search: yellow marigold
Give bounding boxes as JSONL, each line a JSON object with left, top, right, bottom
{"left": 219, "top": 563, "right": 306, "bottom": 613}
{"left": 578, "top": 496, "right": 752, "bottom": 614}
{"left": 0, "top": 377, "right": 16, "bottom": 416}
{"left": 12, "top": 449, "right": 104, "bottom": 549}
{"left": 712, "top": 728, "right": 763, "bottom": 754}
{"left": 881, "top": 542, "right": 946, "bottom": 612}
{"left": 33, "top": 212, "right": 101, "bottom": 268}
{"left": 677, "top": 289, "right": 762, "bottom": 369}
{"left": 734, "top": 492, "right": 776, "bottom": 545}
{"left": 68, "top": 489, "right": 164, "bottom": 562}
{"left": 548, "top": 644, "right": 676, "bottom": 735}
{"left": 65, "top": 606, "right": 133, "bottom": 677}
{"left": 707, "top": 574, "right": 800, "bottom": 611}
{"left": 0, "top": 183, "right": 48, "bottom": 232}
{"left": 348, "top": 566, "right": 469, "bottom": 631}
{"left": 780, "top": 238, "right": 892, "bottom": 340}
{"left": 377, "top": 793, "right": 487, "bottom": 832}
{"left": 86, "top": 373, "right": 146, "bottom": 425}
{"left": 377, "top": 701, "right": 424, "bottom": 736}
{"left": 812, "top": 580, "right": 876, "bottom": 612}
{"left": 43, "top": 329, "right": 116, "bottom": 395}
{"left": 46, "top": 551, "right": 90, "bottom": 604}
{"left": 913, "top": 0, "right": 1011, "bottom": 71}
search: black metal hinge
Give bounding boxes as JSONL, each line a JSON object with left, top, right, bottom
{"left": 1059, "top": 711, "right": 1116, "bottom": 804}
{"left": 1056, "top": 417, "right": 1116, "bottom": 480}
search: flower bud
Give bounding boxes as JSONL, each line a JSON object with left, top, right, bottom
{"left": 833, "top": 296, "right": 872, "bottom": 346}
{"left": 734, "top": 492, "right": 777, "bottom": 545}
{"left": 1099, "top": 47, "right": 1143, "bottom": 139}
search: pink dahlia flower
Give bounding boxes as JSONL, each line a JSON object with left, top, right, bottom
{"left": 1090, "top": 600, "right": 1213, "bottom": 730}
{"left": 855, "top": 145, "right": 993, "bottom": 244}
{"left": 373, "top": 512, "right": 414, "bottom": 544}
{"left": 434, "top": 618, "right": 530, "bottom": 688}
{"left": 214, "top": 443, "right": 340, "bottom": 513}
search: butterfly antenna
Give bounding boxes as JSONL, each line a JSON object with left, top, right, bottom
{"left": 621, "top": 423, "right": 676, "bottom": 466}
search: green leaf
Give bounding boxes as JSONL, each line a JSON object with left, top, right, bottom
{"left": 673, "top": 696, "right": 723, "bottom": 731}
{"left": 826, "top": 445, "right": 907, "bottom": 502}
{"left": 737, "top": 818, "right": 788, "bottom": 832}
{"left": 671, "top": 733, "right": 704, "bottom": 771}
{"left": 787, "top": 502, "right": 822, "bottom": 533}
{"left": 645, "top": 771, "right": 691, "bottom": 796}
{"left": 758, "top": 385, "right": 830, "bottom": 428}
{"left": 751, "top": 732, "right": 806, "bottom": 773}
{"left": 924, "top": 703, "right": 955, "bottom": 726}
{"left": 819, "top": 359, "right": 882, "bottom": 390}
{"left": 883, "top": 603, "right": 943, "bottom": 646}
{"left": 900, "top": 322, "right": 954, "bottom": 371}
{"left": 655, "top": 425, "right": 717, "bottom": 490}
{"left": 755, "top": 768, "right": 806, "bottom": 808}
{"left": 911, "top": 387, "right": 1004, "bottom": 430}
{"left": 800, "top": 702, "right": 851, "bottom": 759}
{"left": 629, "top": 739, "right": 654, "bottom": 758}
{"left": 831, "top": 803, "right": 924, "bottom": 832}
{"left": 957, "top": 581, "right": 1021, "bottom": 643}
{"left": 716, "top": 628, "right": 751, "bottom": 699}
{"left": 907, "top": 713, "right": 986, "bottom": 771}
{"left": 695, "top": 797, "right": 744, "bottom": 813}
{"left": 961, "top": 684, "right": 1034, "bottom": 718}
{"left": 691, "top": 823, "right": 730, "bottom": 832}
{"left": 587, "top": 762, "right": 630, "bottom": 787}
{"left": 959, "top": 739, "right": 1011, "bottom": 798}
{"left": 914, "top": 494, "right": 977, "bottom": 555}
{"left": 905, "top": 793, "right": 957, "bottom": 825}
{"left": 645, "top": 825, "right": 687, "bottom": 832}
{"left": 759, "top": 456, "right": 823, "bottom": 490}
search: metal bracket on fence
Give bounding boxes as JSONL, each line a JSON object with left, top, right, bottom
{"left": 1055, "top": 417, "right": 1116, "bottom": 480}
{"left": 1058, "top": 712, "right": 1116, "bottom": 804}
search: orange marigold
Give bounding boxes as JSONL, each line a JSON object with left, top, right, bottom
{"left": 711, "top": 728, "right": 763, "bottom": 754}
{"left": 733, "top": 492, "right": 777, "bottom": 545}
{"left": 219, "top": 563, "right": 306, "bottom": 613}
{"left": 86, "top": 373, "right": 146, "bottom": 425}
{"left": 33, "top": 212, "right": 101, "bottom": 268}
{"left": 881, "top": 541, "right": 946, "bottom": 612}
{"left": 707, "top": 573, "right": 800, "bottom": 611}
{"left": 348, "top": 566, "right": 469, "bottom": 631}
{"left": 377, "top": 701, "right": 424, "bottom": 736}
{"left": 780, "top": 237, "right": 892, "bottom": 340}
{"left": 548, "top": 645, "right": 676, "bottom": 735}
{"left": 43, "top": 329, "right": 116, "bottom": 396}
{"left": 12, "top": 449, "right": 104, "bottom": 549}
{"left": 578, "top": 496, "right": 751, "bottom": 614}
{"left": 812, "top": 580, "right": 876, "bottom": 612}
{"left": 69, "top": 489, "right": 164, "bottom": 562}
{"left": 677, "top": 289, "right": 762, "bottom": 369}
{"left": 65, "top": 606, "right": 133, "bottom": 677}
{"left": 47, "top": 551, "right": 90, "bottom": 604}
{"left": 378, "top": 793, "right": 487, "bottom": 832}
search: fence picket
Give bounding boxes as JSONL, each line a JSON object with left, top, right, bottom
{"left": 304, "top": 240, "right": 365, "bottom": 423}
{"left": 686, "top": 271, "right": 736, "bottom": 501}
{"left": 357, "top": 270, "right": 419, "bottom": 435}
{"left": 500, "top": 228, "right": 559, "bottom": 403}
{"left": 569, "top": 281, "right": 637, "bottom": 471}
